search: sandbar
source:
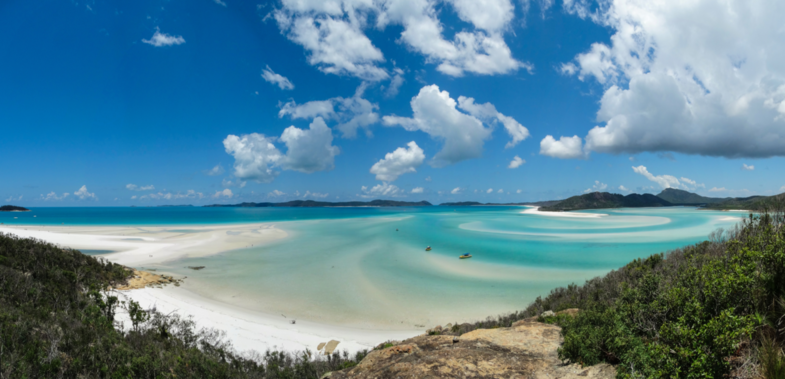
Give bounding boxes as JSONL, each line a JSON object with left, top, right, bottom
{"left": 520, "top": 206, "right": 608, "bottom": 218}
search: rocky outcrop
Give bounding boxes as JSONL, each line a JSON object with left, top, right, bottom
{"left": 114, "top": 269, "right": 183, "bottom": 290}
{"left": 329, "top": 320, "right": 613, "bottom": 379}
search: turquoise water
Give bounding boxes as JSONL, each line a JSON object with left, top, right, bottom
{"left": 2, "top": 206, "right": 746, "bottom": 328}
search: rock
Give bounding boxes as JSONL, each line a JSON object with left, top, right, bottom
{"left": 329, "top": 322, "right": 614, "bottom": 379}
{"left": 324, "top": 340, "right": 341, "bottom": 355}
{"left": 317, "top": 342, "right": 326, "bottom": 351}
{"left": 541, "top": 310, "right": 555, "bottom": 317}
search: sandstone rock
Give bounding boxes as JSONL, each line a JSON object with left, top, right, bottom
{"left": 330, "top": 322, "right": 613, "bottom": 378}
{"left": 324, "top": 340, "right": 341, "bottom": 355}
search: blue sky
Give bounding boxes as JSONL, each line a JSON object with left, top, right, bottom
{"left": 1, "top": 0, "right": 784, "bottom": 205}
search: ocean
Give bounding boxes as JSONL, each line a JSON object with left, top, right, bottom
{"left": 1, "top": 206, "right": 746, "bottom": 328}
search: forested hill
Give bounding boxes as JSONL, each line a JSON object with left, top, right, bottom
{"left": 703, "top": 192, "right": 785, "bottom": 210}
{"left": 204, "top": 200, "right": 432, "bottom": 208}
{"left": 655, "top": 188, "right": 727, "bottom": 205}
{"left": 0, "top": 205, "right": 29, "bottom": 211}
{"left": 539, "top": 192, "right": 672, "bottom": 211}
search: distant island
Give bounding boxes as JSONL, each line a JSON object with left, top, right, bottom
{"left": 0, "top": 205, "right": 29, "bottom": 212}
{"left": 204, "top": 199, "right": 433, "bottom": 208}
{"left": 539, "top": 188, "right": 785, "bottom": 212}
{"left": 539, "top": 192, "right": 671, "bottom": 211}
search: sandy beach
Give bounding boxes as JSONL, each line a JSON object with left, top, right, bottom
{"left": 520, "top": 206, "right": 608, "bottom": 218}
{"left": 0, "top": 223, "right": 421, "bottom": 355}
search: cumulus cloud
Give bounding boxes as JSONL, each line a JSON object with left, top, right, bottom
{"left": 370, "top": 141, "right": 425, "bottom": 181}
{"left": 262, "top": 65, "right": 295, "bottom": 90}
{"left": 212, "top": 189, "right": 233, "bottom": 198}
{"left": 223, "top": 117, "right": 339, "bottom": 183}
{"left": 139, "top": 190, "right": 204, "bottom": 201}
{"left": 126, "top": 184, "right": 155, "bottom": 191}
{"left": 383, "top": 85, "right": 493, "bottom": 167}
{"left": 42, "top": 192, "right": 69, "bottom": 201}
{"left": 742, "top": 164, "right": 755, "bottom": 171}
{"left": 142, "top": 28, "right": 185, "bottom": 47}
{"left": 272, "top": 0, "right": 527, "bottom": 79}
{"left": 562, "top": 0, "right": 785, "bottom": 158}
{"left": 385, "top": 68, "right": 405, "bottom": 97}
{"left": 583, "top": 180, "right": 608, "bottom": 194}
{"left": 411, "top": 187, "right": 424, "bottom": 193}
{"left": 508, "top": 155, "right": 525, "bottom": 169}
{"left": 451, "top": 187, "right": 461, "bottom": 194}
{"left": 214, "top": 0, "right": 227, "bottom": 6}
{"left": 497, "top": 188, "right": 503, "bottom": 193}
{"left": 457, "top": 96, "right": 529, "bottom": 148}
{"left": 516, "top": 189, "right": 522, "bottom": 193}
{"left": 303, "top": 191, "right": 329, "bottom": 198}
{"left": 4, "top": 195, "right": 22, "bottom": 202}
{"left": 74, "top": 185, "right": 97, "bottom": 200}
{"left": 632, "top": 166, "right": 704, "bottom": 190}
{"left": 486, "top": 188, "right": 493, "bottom": 194}
{"left": 619, "top": 185, "right": 630, "bottom": 192}
{"left": 279, "top": 84, "right": 379, "bottom": 138}
{"left": 361, "top": 182, "right": 402, "bottom": 197}
{"left": 268, "top": 190, "right": 286, "bottom": 197}
{"left": 205, "top": 165, "right": 225, "bottom": 176}
{"left": 780, "top": 185, "right": 785, "bottom": 192}
{"left": 708, "top": 187, "right": 727, "bottom": 192}
{"left": 540, "top": 135, "right": 585, "bottom": 159}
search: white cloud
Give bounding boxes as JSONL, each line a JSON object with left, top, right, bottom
{"left": 619, "top": 185, "right": 630, "bottom": 192}
{"left": 131, "top": 195, "right": 137, "bottom": 200}
{"left": 262, "top": 65, "right": 295, "bottom": 90}
{"left": 361, "top": 182, "right": 402, "bottom": 197}
{"left": 273, "top": 0, "right": 527, "bottom": 79}
{"left": 126, "top": 184, "right": 155, "bottom": 191}
{"left": 632, "top": 166, "right": 704, "bottom": 191}
{"left": 279, "top": 84, "right": 379, "bottom": 138}
{"left": 303, "top": 191, "right": 329, "bottom": 198}
{"left": 273, "top": 8, "right": 388, "bottom": 81}
{"left": 74, "top": 185, "right": 96, "bottom": 200}
{"left": 223, "top": 117, "right": 339, "bottom": 183}
{"left": 140, "top": 190, "right": 204, "bottom": 201}
{"left": 214, "top": 0, "right": 227, "bottom": 6}
{"left": 451, "top": 187, "right": 461, "bottom": 194}
{"left": 540, "top": 135, "right": 585, "bottom": 159}
{"left": 742, "top": 164, "right": 755, "bottom": 171}
{"left": 205, "top": 164, "right": 225, "bottom": 176}
{"left": 583, "top": 180, "right": 608, "bottom": 194}
{"left": 42, "top": 192, "right": 69, "bottom": 201}
{"left": 212, "top": 189, "right": 234, "bottom": 198}
{"left": 142, "top": 28, "right": 185, "bottom": 47}
{"left": 562, "top": 0, "right": 785, "bottom": 158}
{"left": 383, "top": 85, "right": 493, "bottom": 167}
{"left": 370, "top": 141, "right": 425, "bottom": 181}
{"left": 457, "top": 96, "right": 529, "bottom": 148}
{"left": 425, "top": 176, "right": 432, "bottom": 182}
{"left": 497, "top": 188, "right": 503, "bottom": 193}
{"left": 5, "top": 195, "right": 22, "bottom": 202}
{"left": 780, "top": 185, "right": 785, "bottom": 192}
{"left": 508, "top": 155, "right": 525, "bottom": 169}
{"left": 486, "top": 188, "right": 493, "bottom": 193}
{"left": 411, "top": 187, "right": 424, "bottom": 193}
{"left": 268, "top": 190, "right": 286, "bottom": 197}
{"left": 708, "top": 187, "right": 727, "bottom": 192}
{"left": 385, "top": 68, "right": 405, "bottom": 97}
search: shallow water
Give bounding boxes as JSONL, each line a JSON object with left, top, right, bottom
{"left": 3, "top": 206, "right": 746, "bottom": 329}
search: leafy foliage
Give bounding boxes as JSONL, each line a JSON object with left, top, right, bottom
{"left": 0, "top": 233, "right": 365, "bottom": 378}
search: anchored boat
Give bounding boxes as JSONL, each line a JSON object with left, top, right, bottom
{"left": 425, "top": 246, "right": 432, "bottom": 251}
{"left": 459, "top": 254, "right": 472, "bottom": 259}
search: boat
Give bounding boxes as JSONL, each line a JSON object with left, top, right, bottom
{"left": 459, "top": 254, "right": 472, "bottom": 259}
{"left": 425, "top": 246, "right": 432, "bottom": 251}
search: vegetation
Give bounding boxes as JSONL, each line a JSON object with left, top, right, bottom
{"left": 0, "top": 233, "right": 366, "bottom": 378}
{"left": 540, "top": 192, "right": 672, "bottom": 212}
{"left": 655, "top": 188, "right": 727, "bottom": 205}
{"left": 204, "top": 200, "right": 432, "bottom": 208}
{"left": 0, "top": 205, "right": 29, "bottom": 212}
{"left": 704, "top": 192, "right": 785, "bottom": 211}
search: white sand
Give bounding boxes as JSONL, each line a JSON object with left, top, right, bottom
{"left": 520, "top": 206, "right": 608, "bottom": 218}
{"left": 0, "top": 224, "right": 421, "bottom": 355}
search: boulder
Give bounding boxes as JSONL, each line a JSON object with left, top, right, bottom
{"left": 329, "top": 322, "right": 614, "bottom": 378}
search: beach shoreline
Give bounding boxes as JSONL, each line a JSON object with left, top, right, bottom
{"left": 0, "top": 224, "right": 422, "bottom": 355}
{"left": 520, "top": 206, "right": 608, "bottom": 218}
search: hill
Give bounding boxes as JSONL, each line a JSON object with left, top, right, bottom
{"left": 655, "top": 188, "right": 726, "bottom": 205}
{"left": 539, "top": 192, "right": 671, "bottom": 211}
{"left": 0, "top": 205, "right": 29, "bottom": 212}
{"left": 703, "top": 192, "right": 785, "bottom": 210}
{"left": 204, "top": 199, "right": 432, "bottom": 208}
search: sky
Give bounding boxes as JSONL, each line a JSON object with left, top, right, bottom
{"left": 1, "top": 0, "right": 784, "bottom": 206}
